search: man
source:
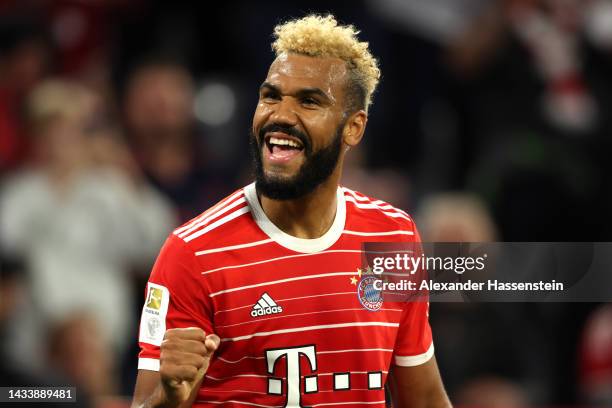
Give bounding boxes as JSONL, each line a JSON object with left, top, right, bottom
{"left": 132, "top": 14, "right": 450, "bottom": 408}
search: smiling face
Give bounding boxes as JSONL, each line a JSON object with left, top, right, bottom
{"left": 251, "top": 53, "right": 351, "bottom": 200}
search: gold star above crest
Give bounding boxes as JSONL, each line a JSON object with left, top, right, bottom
{"left": 365, "top": 266, "right": 373, "bottom": 275}
{"left": 350, "top": 276, "right": 358, "bottom": 285}
{"left": 357, "top": 268, "right": 363, "bottom": 278}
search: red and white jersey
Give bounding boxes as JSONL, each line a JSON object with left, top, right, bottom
{"left": 138, "top": 182, "right": 433, "bottom": 408}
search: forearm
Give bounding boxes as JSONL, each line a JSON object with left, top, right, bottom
{"left": 133, "top": 383, "right": 177, "bottom": 408}
{"left": 131, "top": 376, "right": 201, "bottom": 408}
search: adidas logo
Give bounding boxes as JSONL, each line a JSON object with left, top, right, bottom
{"left": 251, "top": 292, "right": 283, "bottom": 317}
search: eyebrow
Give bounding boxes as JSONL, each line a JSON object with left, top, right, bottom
{"left": 259, "top": 82, "right": 333, "bottom": 104}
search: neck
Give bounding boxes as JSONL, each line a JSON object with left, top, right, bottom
{"left": 258, "top": 171, "right": 341, "bottom": 239}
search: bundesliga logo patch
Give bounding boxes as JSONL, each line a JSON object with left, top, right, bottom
{"left": 251, "top": 292, "right": 283, "bottom": 317}
{"left": 139, "top": 282, "right": 169, "bottom": 346}
{"left": 146, "top": 287, "right": 163, "bottom": 310}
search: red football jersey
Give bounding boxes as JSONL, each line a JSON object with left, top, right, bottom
{"left": 138, "top": 182, "right": 433, "bottom": 407}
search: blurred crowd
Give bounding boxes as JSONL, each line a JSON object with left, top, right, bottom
{"left": 0, "top": 0, "right": 610, "bottom": 407}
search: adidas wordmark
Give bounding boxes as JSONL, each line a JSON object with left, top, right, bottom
{"left": 251, "top": 293, "right": 283, "bottom": 317}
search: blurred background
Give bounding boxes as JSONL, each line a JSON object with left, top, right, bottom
{"left": 0, "top": 0, "right": 611, "bottom": 406}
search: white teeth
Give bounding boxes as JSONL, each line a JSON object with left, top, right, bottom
{"left": 269, "top": 137, "right": 301, "bottom": 148}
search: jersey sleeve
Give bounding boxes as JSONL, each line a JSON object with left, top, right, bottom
{"left": 392, "top": 223, "right": 434, "bottom": 367}
{"left": 137, "top": 234, "right": 213, "bottom": 371}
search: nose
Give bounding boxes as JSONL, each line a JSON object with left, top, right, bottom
{"left": 268, "top": 97, "right": 298, "bottom": 127}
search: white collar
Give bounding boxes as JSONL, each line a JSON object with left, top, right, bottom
{"left": 243, "top": 182, "right": 346, "bottom": 253}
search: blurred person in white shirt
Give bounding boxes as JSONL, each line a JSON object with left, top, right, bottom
{"left": 0, "top": 79, "right": 176, "bottom": 372}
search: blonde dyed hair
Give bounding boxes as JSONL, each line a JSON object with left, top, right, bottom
{"left": 272, "top": 14, "right": 380, "bottom": 112}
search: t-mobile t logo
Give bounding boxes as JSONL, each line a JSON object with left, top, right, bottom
{"left": 265, "top": 345, "right": 317, "bottom": 407}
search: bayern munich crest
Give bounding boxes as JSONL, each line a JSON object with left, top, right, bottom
{"left": 357, "top": 275, "right": 383, "bottom": 311}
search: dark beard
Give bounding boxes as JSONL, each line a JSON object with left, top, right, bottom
{"left": 250, "top": 123, "right": 344, "bottom": 200}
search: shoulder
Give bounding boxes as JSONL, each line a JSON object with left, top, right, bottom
{"left": 170, "top": 186, "right": 253, "bottom": 248}
{"left": 341, "top": 185, "right": 417, "bottom": 237}
{"left": 0, "top": 170, "right": 48, "bottom": 216}
{"left": 1, "top": 169, "right": 44, "bottom": 195}
{"left": 154, "top": 186, "right": 256, "bottom": 288}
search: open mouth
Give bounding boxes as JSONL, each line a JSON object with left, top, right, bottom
{"left": 264, "top": 133, "right": 305, "bottom": 154}
{"left": 263, "top": 133, "right": 306, "bottom": 163}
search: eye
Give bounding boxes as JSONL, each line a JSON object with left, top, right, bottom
{"left": 260, "top": 90, "right": 280, "bottom": 102}
{"left": 301, "top": 97, "right": 320, "bottom": 107}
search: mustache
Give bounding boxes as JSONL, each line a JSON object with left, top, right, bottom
{"left": 258, "top": 123, "right": 311, "bottom": 153}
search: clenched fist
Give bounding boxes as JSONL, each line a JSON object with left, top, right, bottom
{"left": 159, "top": 327, "right": 220, "bottom": 406}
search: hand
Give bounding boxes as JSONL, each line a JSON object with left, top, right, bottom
{"left": 159, "top": 328, "right": 220, "bottom": 406}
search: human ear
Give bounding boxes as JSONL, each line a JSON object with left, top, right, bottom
{"left": 343, "top": 110, "right": 367, "bottom": 147}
